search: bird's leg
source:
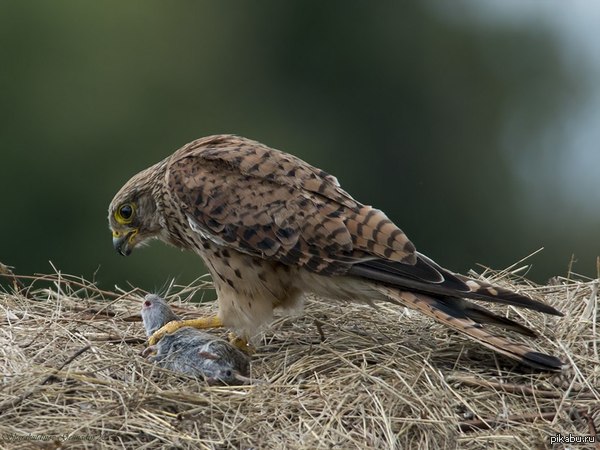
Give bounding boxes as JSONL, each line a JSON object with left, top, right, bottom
{"left": 148, "top": 316, "right": 224, "bottom": 346}
{"left": 227, "top": 332, "right": 256, "bottom": 355}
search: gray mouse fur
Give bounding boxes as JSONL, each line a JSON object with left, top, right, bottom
{"left": 141, "top": 294, "right": 251, "bottom": 385}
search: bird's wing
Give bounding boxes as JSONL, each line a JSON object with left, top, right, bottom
{"left": 348, "top": 252, "right": 562, "bottom": 315}
{"left": 165, "top": 135, "right": 561, "bottom": 316}
{"left": 165, "top": 134, "right": 421, "bottom": 277}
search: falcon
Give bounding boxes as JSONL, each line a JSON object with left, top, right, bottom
{"left": 108, "top": 134, "right": 563, "bottom": 370}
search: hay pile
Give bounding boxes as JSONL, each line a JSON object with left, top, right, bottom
{"left": 0, "top": 262, "right": 598, "bottom": 449}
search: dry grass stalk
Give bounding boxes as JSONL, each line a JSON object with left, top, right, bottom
{"left": 0, "top": 263, "right": 598, "bottom": 449}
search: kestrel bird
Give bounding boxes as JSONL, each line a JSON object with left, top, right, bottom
{"left": 109, "top": 134, "right": 563, "bottom": 370}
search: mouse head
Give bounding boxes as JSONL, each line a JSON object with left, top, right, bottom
{"left": 140, "top": 294, "right": 180, "bottom": 336}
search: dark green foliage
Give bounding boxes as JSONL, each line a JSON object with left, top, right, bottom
{"left": 0, "top": 2, "right": 592, "bottom": 290}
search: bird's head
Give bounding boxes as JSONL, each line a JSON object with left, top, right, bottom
{"left": 108, "top": 167, "right": 163, "bottom": 256}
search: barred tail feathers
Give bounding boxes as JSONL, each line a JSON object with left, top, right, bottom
{"left": 374, "top": 285, "right": 563, "bottom": 371}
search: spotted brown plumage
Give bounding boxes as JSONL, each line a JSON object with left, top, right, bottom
{"left": 109, "top": 134, "right": 564, "bottom": 371}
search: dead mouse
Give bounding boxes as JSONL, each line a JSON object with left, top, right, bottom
{"left": 140, "top": 294, "right": 251, "bottom": 385}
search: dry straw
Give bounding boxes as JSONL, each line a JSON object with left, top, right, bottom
{"left": 0, "top": 260, "right": 598, "bottom": 449}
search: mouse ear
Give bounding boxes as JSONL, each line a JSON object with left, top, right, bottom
{"left": 198, "top": 351, "right": 219, "bottom": 360}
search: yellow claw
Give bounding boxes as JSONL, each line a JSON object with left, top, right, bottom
{"left": 148, "top": 316, "right": 224, "bottom": 346}
{"left": 228, "top": 332, "right": 256, "bottom": 355}
{"left": 148, "top": 320, "right": 180, "bottom": 345}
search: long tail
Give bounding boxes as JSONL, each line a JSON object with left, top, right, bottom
{"left": 373, "top": 285, "right": 563, "bottom": 371}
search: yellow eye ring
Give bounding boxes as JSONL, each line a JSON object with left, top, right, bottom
{"left": 115, "top": 203, "right": 135, "bottom": 224}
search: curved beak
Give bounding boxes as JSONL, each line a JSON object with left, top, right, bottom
{"left": 112, "top": 230, "right": 137, "bottom": 256}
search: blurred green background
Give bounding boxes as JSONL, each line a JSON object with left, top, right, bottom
{"left": 1, "top": 1, "right": 598, "bottom": 292}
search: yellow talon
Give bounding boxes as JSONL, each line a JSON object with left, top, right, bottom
{"left": 148, "top": 316, "right": 224, "bottom": 346}
{"left": 228, "top": 332, "right": 256, "bottom": 355}
{"left": 148, "top": 319, "right": 181, "bottom": 345}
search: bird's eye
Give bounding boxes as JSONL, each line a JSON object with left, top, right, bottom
{"left": 115, "top": 203, "right": 134, "bottom": 224}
